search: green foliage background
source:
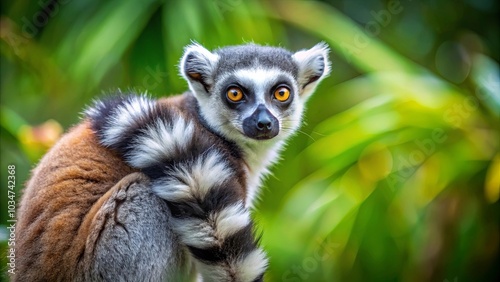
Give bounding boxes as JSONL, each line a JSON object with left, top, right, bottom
{"left": 1, "top": 0, "right": 499, "bottom": 281}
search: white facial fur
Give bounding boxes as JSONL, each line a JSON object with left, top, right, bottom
{"left": 195, "top": 68, "right": 302, "bottom": 147}
{"left": 180, "top": 43, "right": 330, "bottom": 206}
{"left": 180, "top": 43, "right": 329, "bottom": 145}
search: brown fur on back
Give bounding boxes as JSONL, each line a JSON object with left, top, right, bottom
{"left": 15, "top": 121, "right": 135, "bottom": 281}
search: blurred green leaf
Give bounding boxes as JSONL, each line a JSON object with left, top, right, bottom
{"left": 1, "top": 0, "right": 499, "bottom": 281}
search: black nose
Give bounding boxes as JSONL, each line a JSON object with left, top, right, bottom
{"left": 256, "top": 111, "right": 272, "bottom": 131}
{"left": 242, "top": 104, "right": 279, "bottom": 140}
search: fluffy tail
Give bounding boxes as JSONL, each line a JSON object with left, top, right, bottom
{"left": 86, "top": 93, "right": 268, "bottom": 281}
{"left": 152, "top": 149, "right": 267, "bottom": 282}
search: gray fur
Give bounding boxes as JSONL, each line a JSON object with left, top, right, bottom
{"left": 87, "top": 44, "right": 330, "bottom": 281}
{"left": 76, "top": 173, "right": 195, "bottom": 282}
{"left": 15, "top": 43, "right": 330, "bottom": 282}
{"left": 180, "top": 43, "right": 329, "bottom": 98}
{"left": 213, "top": 44, "right": 299, "bottom": 79}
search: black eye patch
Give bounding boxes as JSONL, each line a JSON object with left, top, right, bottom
{"left": 218, "top": 72, "right": 296, "bottom": 110}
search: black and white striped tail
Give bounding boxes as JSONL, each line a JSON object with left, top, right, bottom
{"left": 86, "top": 93, "right": 268, "bottom": 281}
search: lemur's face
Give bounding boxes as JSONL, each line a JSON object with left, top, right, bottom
{"left": 181, "top": 43, "right": 330, "bottom": 144}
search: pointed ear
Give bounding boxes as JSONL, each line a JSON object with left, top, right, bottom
{"left": 292, "top": 42, "right": 331, "bottom": 99}
{"left": 180, "top": 43, "right": 219, "bottom": 95}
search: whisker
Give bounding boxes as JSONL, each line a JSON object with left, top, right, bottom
{"left": 310, "top": 131, "right": 327, "bottom": 138}
{"left": 294, "top": 129, "right": 316, "bottom": 141}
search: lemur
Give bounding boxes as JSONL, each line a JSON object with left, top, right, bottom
{"left": 14, "top": 42, "right": 330, "bottom": 281}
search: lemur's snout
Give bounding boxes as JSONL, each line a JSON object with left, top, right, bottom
{"left": 243, "top": 104, "right": 279, "bottom": 140}
{"left": 256, "top": 110, "right": 272, "bottom": 131}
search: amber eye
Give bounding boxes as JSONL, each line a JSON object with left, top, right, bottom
{"left": 274, "top": 87, "right": 290, "bottom": 102}
{"left": 226, "top": 87, "right": 244, "bottom": 102}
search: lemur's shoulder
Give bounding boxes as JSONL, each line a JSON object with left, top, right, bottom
{"left": 157, "top": 91, "right": 198, "bottom": 115}
{"left": 20, "top": 120, "right": 136, "bottom": 218}
{"left": 17, "top": 92, "right": 200, "bottom": 233}
{"left": 16, "top": 120, "right": 136, "bottom": 280}
{"left": 84, "top": 92, "right": 246, "bottom": 186}
{"left": 15, "top": 42, "right": 331, "bottom": 281}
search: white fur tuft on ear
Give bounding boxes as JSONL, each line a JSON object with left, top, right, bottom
{"left": 179, "top": 43, "right": 219, "bottom": 95}
{"left": 292, "top": 42, "right": 331, "bottom": 99}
